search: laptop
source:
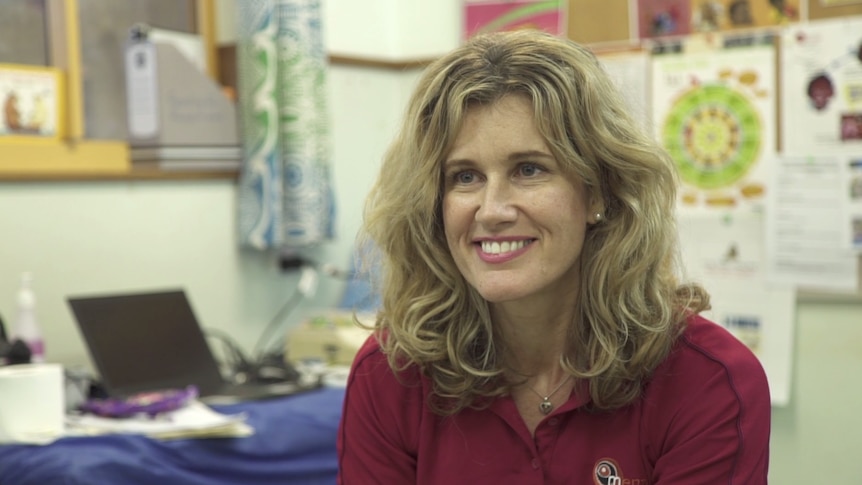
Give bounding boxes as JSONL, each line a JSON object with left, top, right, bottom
{"left": 67, "top": 289, "right": 319, "bottom": 404}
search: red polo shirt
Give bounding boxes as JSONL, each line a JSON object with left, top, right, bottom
{"left": 337, "top": 314, "right": 770, "bottom": 484}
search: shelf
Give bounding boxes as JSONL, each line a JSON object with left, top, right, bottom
{"left": 0, "top": 168, "right": 239, "bottom": 182}
{"left": 0, "top": 141, "right": 238, "bottom": 182}
{"left": 0, "top": 140, "right": 128, "bottom": 175}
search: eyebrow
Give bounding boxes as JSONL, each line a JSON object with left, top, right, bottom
{"left": 444, "top": 149, "right": 555, "bottom": 168}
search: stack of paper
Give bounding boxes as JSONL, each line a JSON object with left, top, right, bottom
{"left": 65, "top": 400, "right": 252, "bottom": 440}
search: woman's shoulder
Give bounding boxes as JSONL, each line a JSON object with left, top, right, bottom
{"left": 648, "top": 313, "right": 770, "bottom": 402}
{"left": 341, "top": 334, "right": 428, "bottom": 464}
{"left": 352, "top": 332, "right": 387, "bottom": 368}
{"left": 636, "top": 315, "right": 771, "bottom": 481}
{"left": 676, "top": 314, "right": 766, "bottom": 375}
{"left": 348, "top": 333, "right": 426, "bottom": 396}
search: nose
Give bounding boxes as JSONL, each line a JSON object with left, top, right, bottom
{"left": 475, "top": 178, "right": 517, "bottom": 226}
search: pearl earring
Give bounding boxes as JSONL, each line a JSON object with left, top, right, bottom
{"left": 594, "top": 212, "right": 603, "bottom": 223}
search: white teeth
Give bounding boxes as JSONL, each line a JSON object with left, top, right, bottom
{"left": 481, "top": 240, "right": 529, "bottom": 255}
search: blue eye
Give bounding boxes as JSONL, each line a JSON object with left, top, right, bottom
{"left": 518, "top": 163, "right": 543, "bottom": 177}
{"left": 454, "top": 171, "right": 476, "bottom": 184}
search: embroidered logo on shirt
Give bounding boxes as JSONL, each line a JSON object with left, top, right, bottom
{"left": 593, "top": 458, "right": 651, "bottom": 485}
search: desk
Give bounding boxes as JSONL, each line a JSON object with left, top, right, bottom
{"left": 0, "top": 387, "right": 344, "bottom": 485}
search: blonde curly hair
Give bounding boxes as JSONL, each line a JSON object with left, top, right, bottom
{"left": 359, "top": 30, "right": 710, "bottom": 415}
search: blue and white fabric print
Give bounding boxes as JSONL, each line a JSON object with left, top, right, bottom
{"left": 236, "top": 0, "right": 335, "bottom": 250}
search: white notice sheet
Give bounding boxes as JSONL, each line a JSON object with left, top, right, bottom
{"left": 766, "top": 155, "right": 859, "bottom": 291}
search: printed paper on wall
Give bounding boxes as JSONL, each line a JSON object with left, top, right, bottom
{"left": 636, "top": 0, "right": 692, "bottom": 39}
{"left": 464, "top": 0, "right": 565, "bottom": 39}
{"left": 652, "top": 40, "right": 777, "bottom": 213}
{"left": 598, "top": 50, "right": 652, "bottom": 133}
{"left": 689, "top": 0, "right": 800, "bottom": 32}
{"left": 781, "top": 16, "right": 862, "bottom": 156}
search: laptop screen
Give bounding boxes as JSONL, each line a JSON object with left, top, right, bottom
{"left": 67, "top": 289, "right": 226, "bottom": 397}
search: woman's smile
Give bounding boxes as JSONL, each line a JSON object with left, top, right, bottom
{"left": 475, "top": 238, "right": 535, "bottom": 263}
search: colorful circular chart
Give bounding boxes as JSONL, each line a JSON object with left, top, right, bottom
{"left": 662, "top": 84, "right": 761, "bottom": 190}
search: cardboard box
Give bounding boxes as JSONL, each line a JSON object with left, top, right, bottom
{"left": 285, "top": 311, "right": 375, "bottom": 367}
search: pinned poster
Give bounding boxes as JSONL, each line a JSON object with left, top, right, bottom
{"left": 689, "top": 0, "right": 800, "bottom": 32}
{"left": 464, "top": 0, "right": 565, "bottom": 39}
{"left": 636, "top": 0, "right": 692, "bottom": 39}
{"left": 780, "top": 16, "right": 862, "bottom": 156}
{"left": 765, "top": 154, "right": 860, "bottom": 292}
{"left": 636, "top": 0, "right": 801, "bottom": 39}
{"left": 598, "top": 50, "right": 652, "bottom": 132}
{"left": 852, "top": 158, "right": 862, "bottom": 251}
{"left": 652, "top": 38, "right": 777, "bottom": 213}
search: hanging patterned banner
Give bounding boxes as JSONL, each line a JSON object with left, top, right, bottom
{"left": 236, "top": 0, "right": 335, "bottom": 250}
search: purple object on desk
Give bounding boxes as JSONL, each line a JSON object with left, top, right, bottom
{"left": 79, "top": 386, "right": 199, "bottom": 417}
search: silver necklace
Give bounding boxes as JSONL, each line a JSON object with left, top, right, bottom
{"left": 527, "top": 376, "right": 572, "bottom": 415}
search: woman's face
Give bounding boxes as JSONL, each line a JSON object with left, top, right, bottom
{"left": 442, "top": 94, "right": 601, "bottom": 306}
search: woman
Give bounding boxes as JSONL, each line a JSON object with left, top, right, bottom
{"left": 338, "top": 30, "right": 770, "bottom": 484}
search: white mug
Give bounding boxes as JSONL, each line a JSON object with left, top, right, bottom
{"left": 0, "top": 363, "right": 65, "bottom": 444}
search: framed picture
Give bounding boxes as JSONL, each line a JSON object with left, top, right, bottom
{"left": 0, "top": 64, "right": 64, "bottom": 141}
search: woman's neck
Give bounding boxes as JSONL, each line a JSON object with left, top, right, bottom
{"left": 492, "top": 302, "right": 575, "bottom": 377}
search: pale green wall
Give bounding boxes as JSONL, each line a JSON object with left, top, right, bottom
{"left": 769, "top": 300, "right": 862, "bottom": 483}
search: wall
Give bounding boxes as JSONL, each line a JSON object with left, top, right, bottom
{"left": 0, "top": 1, "right": 859, "bottom": 483}
{"left": 0, "top": 180, "right": 291, "bottom": 366}
{"left": 771, "top": 301, "right": 862, "bottom": 483}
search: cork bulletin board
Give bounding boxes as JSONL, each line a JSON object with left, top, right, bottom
{"left": 567, "top": 0, "right": 631, "bottom": 45}
{"left": 567, "top": 0, "right": 862, "bottom": 45}
{"left": 809, "top": 0, "right": 862, "bottom": 19}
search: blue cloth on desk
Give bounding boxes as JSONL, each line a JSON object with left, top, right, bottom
{"left": 0, "top": 387, "right": 345, "bottom": 485}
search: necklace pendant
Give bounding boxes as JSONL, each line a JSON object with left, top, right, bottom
{"left": 539, "top": 398, "right": 553, "bottom": 415}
